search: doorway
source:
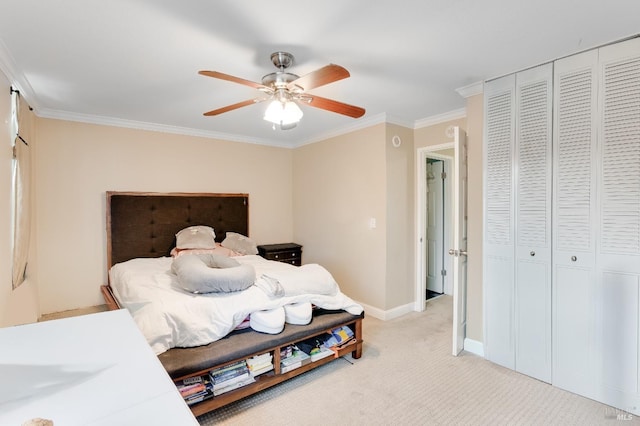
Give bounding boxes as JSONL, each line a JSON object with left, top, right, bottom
{"left": 415, "top": 128, "right": 468, "bottom": 356}
{"left": 426, "top": 158, "right": 448, "bottom": 300}
{"left": 417, "top": 146, "right": 454, "bottom": 308}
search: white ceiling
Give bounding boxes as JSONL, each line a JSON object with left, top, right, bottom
{"left": 1, "top": 1, "right": 638, "bottom": 147}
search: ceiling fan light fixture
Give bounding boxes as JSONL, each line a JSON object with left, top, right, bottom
{"left": 263, "top": 99, "right": 303, "bottom": 128}
{"left": 200, "top": 51, "right": 365, "bottom": 125}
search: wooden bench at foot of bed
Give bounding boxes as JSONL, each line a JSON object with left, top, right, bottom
{"left": 101, "top": 284, "right": 363, "bottom": 416}
{"left": 164, "top": 308, "right": 363, "bottom": 416}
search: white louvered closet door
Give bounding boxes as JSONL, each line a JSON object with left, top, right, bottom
{"left": 483, "top": 74, "right": 516, "bottom": 370}
{"left": 595, "top": 37, "right": 640, "bottom": 414}
{"left": 514, "top": 64, "right": 553, "bottom": 383}
{"left": 483, "top": 65, "right": 552, "bottom": 380}
{"left": 484, "top": 36, "right": 640, "bottom": 415}
{"left": 552, "top": 49, "right": 598, "bottom": 399}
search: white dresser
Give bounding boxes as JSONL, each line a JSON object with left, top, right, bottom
{"left": 0, "top": 309, "right": 198, "bottom": 426}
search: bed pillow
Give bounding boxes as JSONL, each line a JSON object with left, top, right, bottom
{"left": 175, "top": 225, "right": 216, "bottom": 249}
{"left": 221, "top": 232, "right": 258, "bottom": 255}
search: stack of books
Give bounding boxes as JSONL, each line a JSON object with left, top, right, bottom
{"left": 280, "top": 345, "right": 311, "bottom": 373}
{"left": 247, "top": 352, "right": 274, "bottom": 377}
{"left": 176, "top": 375, "right": 214, "bottom": 406}
{"left": 209, "top": 360, "right": 255, "bottom": 396}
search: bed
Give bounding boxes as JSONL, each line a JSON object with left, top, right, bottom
{"left": 100, "top": 191, "right": 364, "bottom": 415}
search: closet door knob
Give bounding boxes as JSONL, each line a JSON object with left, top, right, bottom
{"left": 530, "top": 251, "right": 535, "bottom": 257}
{"left": 571, "top": 255, "right": 577, "bottom": 262}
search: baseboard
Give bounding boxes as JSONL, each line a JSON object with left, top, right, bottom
{"left": 39, "top": 304, "right": 109, "bottom": 322}
{"left": 356, "top": 301, "right": 415, "bottom": 321}
{"left": 463, "top": 338, "right": 484, "bottom": 357}
{"left": 356, "top": 300, "right": 485, "bottom": 355}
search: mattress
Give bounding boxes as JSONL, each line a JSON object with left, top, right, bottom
{"left": 109, "top": 255, "right": 363, "bottom": 355}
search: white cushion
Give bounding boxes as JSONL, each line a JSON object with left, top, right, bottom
{"left": 284, "top": 302, "right": 312, "bottom": 325}
{"left": 250, "top": 307, "right": 285, "bottom": 334}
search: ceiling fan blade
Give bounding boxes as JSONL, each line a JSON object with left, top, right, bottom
{"left": 199, "top": 70, "right": 269, "bottom": 90}
{"left": 287, "top": 64, "right": 350, "bottom": 92}
{"left": 306, "top": 95, "right": 365, "bottom": 118}
{"left": 203, "top": 99, "right": 264, "bottom": 116}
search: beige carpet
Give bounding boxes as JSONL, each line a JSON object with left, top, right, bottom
{"left": 197, "top": 296, "right": 638, "bottom": 425}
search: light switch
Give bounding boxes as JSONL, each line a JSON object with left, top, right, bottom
{"left": 369, "top": 218, "right": 377, "bottom": 229}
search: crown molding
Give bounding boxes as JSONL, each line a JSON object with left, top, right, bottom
{"left": 414, "top": 108, "right": 466, "bottom": 129}
{"left": 295, "top": 113, "right": 416, "bottom": 147}
{"left": 0, "top": 39, "right": 39, "bottom": 109}
{"left": 36, "top": 108, "right": 294, "bottom": 148}
{"left": 384, "top": 114, "right": 415, "bottom": 129}
{"left": 294, "top": 113, "right": 391, "bottom": 147}
{"left": 38, "top": 106, "right": 471, "bottom": 149}
{"left": 455, "top": 81, "right": 484, "bottom": 98}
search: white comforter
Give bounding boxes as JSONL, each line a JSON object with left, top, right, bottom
{"left": 109, "top": 255, "right": 363, "bottom": 355}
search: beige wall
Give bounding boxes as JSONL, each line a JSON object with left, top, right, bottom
{"left": 292, "top": 123, "right": 417, "bottom": 312}
{"left": 385, "top": 124, "right": 415, "bottom": 309}
{"left": 34, "top": 119, "right": 294, "bottom": 313}
{"left": 292, "top": 124, "right": 387, "bottom": 308}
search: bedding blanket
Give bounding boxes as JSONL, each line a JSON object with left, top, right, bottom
{"left": 109, "top": 255, "right": 363, "bottom": 355}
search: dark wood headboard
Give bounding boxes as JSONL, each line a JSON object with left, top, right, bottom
{"left": 106, "top": 191, "right": 249, "bottom": 269}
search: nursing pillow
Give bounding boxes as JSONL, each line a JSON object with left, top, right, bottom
{"left": 171, "top": 253, "right": 255, "bottom": 294}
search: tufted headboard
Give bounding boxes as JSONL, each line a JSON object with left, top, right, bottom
{"left": 106, "top": 191, "right": 249, "bottom": 269}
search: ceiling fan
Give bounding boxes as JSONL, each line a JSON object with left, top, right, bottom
{"left": 199, "top": 52, "right": 366, "bottom": 130}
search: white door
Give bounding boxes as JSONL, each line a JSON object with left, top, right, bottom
{"left": 483, "top": 74, "right": 516, "bottom": 368}
{"left": 483, "top": 64, "right": 553, "bottom": 381}
{"left": 594, "top": 37, "right": 640, "bottom": 415}
{"left": 552, "top": 48, "right": 598, "bottom": 399}
{"left": 451, "top": 126, "right": 468, "bottom": 356}
{"left": 514, "top": 63, "right": 553, "bottom": 383}
{"left": 427, "top": 160, "right": 444, "bottom": 294}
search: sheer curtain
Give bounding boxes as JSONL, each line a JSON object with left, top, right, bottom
{"left": 11, "top": 92, "right": 32, "bottom": 289}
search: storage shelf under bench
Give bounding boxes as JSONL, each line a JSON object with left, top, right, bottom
{"left": 160, "top": 309, "right": 364, "bottom": 416}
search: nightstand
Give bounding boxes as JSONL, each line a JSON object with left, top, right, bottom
{"left": 257, "top": 243, "right": 303, "bottom": 266}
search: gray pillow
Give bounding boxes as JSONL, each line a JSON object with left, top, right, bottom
{"left": 221, "top": 232, "right": 258, "bottom": 255}
{"left": 175, "top": 225, "right": 216, "bottom": 249}
{"left": 172, "top": 253, "right": 255, "bottom": 293}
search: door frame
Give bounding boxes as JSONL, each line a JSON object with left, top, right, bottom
{"left": 415, "top": 142, "right": 455, "bottom": 311}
